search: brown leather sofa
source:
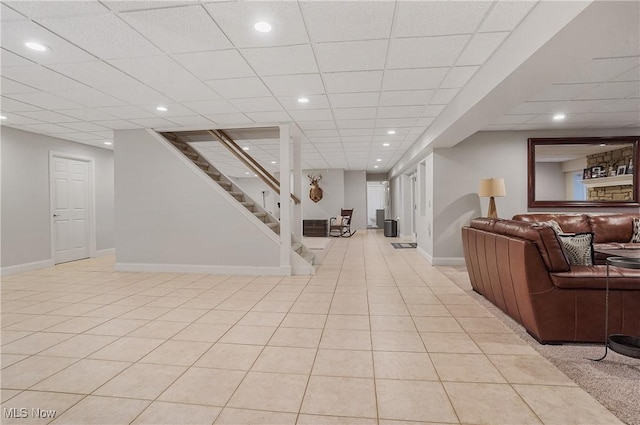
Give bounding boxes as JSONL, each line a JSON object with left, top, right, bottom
{"left": 461, "top": 214, "right": 640, "bottom": 343}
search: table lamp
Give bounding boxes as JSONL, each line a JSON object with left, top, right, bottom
{"left": 478, "top": 178, "right": 506, "bottom": 218}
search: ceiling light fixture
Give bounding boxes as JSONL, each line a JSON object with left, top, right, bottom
{"left": 383, "top": 143, "right": 390, "bottom": 147}
{"left": 254, "top": 21, "right": 272, "bottom": 32}
{"left": 271, "top": 161, "right": 276, "bottom": 164}
{"left": 0, "top": 115, "right": 7, "bottom": 120}
{"left": 552, "top": 113, "right": 565, "bottom": 121}
{"left": 387, "top": 130, "right": 396, "bottom": 135}
{"left": 245, "top": 171, "right": 250, "bottom": 175}
{"left": 156, "top": 106, "right": 168, "bottom": 112}
{"left": 297, "top": 97, "right": 309, "bottom": 103}
{"left": 376, "top": 158, "right": 382, "bottom": 162}
{"left": 25, "top": 41, "right": 48, "bottom": 52}
{"left": 104, "top": 141, "right": 113, "bottom": 146}
{"left": 374, "top": 165, "right": 379, "bottom": 169}
{"left": 243, "top": 147, "right": 250, "bottom": 151}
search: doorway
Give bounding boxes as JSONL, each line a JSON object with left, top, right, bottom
{"left": 367, "top": 181, "right": 388, "bottom": 229}
{"left": 50, "top": 153, "right": 95, "bottom": 264}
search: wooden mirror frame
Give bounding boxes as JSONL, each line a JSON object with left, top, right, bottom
{"left": 528, "top": 136, "right": 640, "bottom": 208}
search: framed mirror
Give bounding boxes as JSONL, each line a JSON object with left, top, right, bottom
{"left": 528, "top": 136, "right": 640, "bottom": 208}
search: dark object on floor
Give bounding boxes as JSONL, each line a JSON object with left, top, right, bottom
{"left": 391, "top": 242, "right": 416, "bottom": 249}
{"left": 384, "top": 219, "right": 397, "bottom": 237}
{"left": 608, "top": 334, "right": 640, "bottom": 359}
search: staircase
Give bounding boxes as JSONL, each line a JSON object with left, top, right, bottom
{"left": 160, "top": 132, "right": 316, "bottom": 268}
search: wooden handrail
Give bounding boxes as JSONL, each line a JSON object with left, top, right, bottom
{"left": 207, "top": 129, "right": 300, "bottom": 205}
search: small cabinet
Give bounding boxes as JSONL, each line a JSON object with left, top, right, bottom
{"left": 303, "top": 219, "right": 327, "bottom": 237}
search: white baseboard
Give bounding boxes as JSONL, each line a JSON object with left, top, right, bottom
{"left": 291, "top": 264, "right": 314, "bottom": 276}
{"left": 116, "top": 262, "right": 295, "bottom": 276}
{"left": 417, "top": 246, "right": 433, "bottom": 264}
{"left": 1, "top": 259, "right": 54, "bottom": 276}
{"left": 432, "top": 257, "right": 466, "bottom": 266}
{"left": 94, "top": 248, "right": 115, "bottom": 257}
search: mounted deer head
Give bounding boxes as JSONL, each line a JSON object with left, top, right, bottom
{"left": 308, "top": 174, "right": 323, "bottom": 203}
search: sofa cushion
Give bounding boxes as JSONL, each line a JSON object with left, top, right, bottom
{"left": 513, "top": 214, "right": 591, "bottom": 234}
{"left": 550, "top": 266, "right": 640, "bottom": 290}
{"left": 632, "top": 217, "right": 640, "bottom": 243}
{"left": 589, "top": 214, "right": 636, "bottom": 243}
{"left": 557, "top": 232, "right": 594, "bottom": 266}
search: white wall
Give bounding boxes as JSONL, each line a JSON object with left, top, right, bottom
{"left": 417, "top": 155, "right": 434, "bottom": 258}
{"left": 114, "top": 129, "right": 280, "bottom": 273}
{"left": 344, "top": 170, "right": 367, "bottom": 230}
{"left": 1, "top": 127, "right": 114, "bottom": 271}
{"left": 535, "top": 162, "right": 565, "bottom": 200}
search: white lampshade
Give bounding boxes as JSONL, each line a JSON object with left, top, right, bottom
{"left": 478, "top": 178, "right": 506, "bottom": 197}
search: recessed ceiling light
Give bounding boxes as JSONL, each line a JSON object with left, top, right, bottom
{"left": 383, "top": 143, "right": 390, "bottom": 147}
{"left": 245, "top": 171, "right": 250, "bottom": 175}
{"left": 387, "top": 130, "right": 396, "bottom": 135}
{"left": 271, "top": 161, "right": 276, "bottom": 164}
{"left": 374, "top": 165, "right": 379, "bottom": 169}
{"left": 0, "top": 115, "right": 7, "bottom": 120}
{"left": 25, "top": 41, "right": 48, "bottom": 52}
{"left": 103, "top": 141, "right": 113, "bottom": 146}
{"left": 156, "top": 106, "right": 168, "bottom": 112}
{"left": 376, "top": 158, "right": 382, "bottom": 162}
{"left": 254, "top": 21, "right": 272, "bottom": 32}
{"left": 242, "top": 147, "right": 250, "bottom": 151}
{"left": 552, "top": 113, "right": 565, "bottom": 121}
{"left": 297, "top": 97, "right": 309, "bottom": 103}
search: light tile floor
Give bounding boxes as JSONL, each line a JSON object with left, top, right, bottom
{"left": 1, "top": 231, "right": 623, "bottom": 425}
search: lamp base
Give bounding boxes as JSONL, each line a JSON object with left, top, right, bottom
{"left": 487, "top": 196, "right": 498, "bottom": 218}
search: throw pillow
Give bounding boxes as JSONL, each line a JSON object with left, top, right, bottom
{"left": 557, "top": 232, "right": 594, "bottom": 266}
{"left": 540, "top": 220, "right": 563, "bottom": 234}
{"left": 631, "top": 217, "right": 640, "bottom": 243}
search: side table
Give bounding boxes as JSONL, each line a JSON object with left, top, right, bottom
{"left": 592, "top": 256, "right": 640, "bottom": 361}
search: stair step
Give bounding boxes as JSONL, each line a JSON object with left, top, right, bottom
{"left": 218, "top": 181, "right": 232, "bottom": 190}
{"left": 229, "top": 191, "right": 244, "bottom": 199}
{"left": 182, "top": 150, "right": 198, "bottom": 159}
{"left": 241, "top": 202, "right": 255, "bottom": 209}
{"left": 266, "top": 222, "right": 278, "bottom": 229}
{"left": 253, "top": 212, "right": 267, "bottom": 219}
{"left": 292, "top": 242, "right": 302, "bottom": 253}
{"left": 171, "top": 141, "right": 189, "bottom": 150}
{"left": 302, "top": 252, "right": 315, "bottom": 265}
{"left": 194, "top": 160, "right": 209, "bottom": 169}
{"left": 204, "top": 169, "right": 221, "bottom": 179}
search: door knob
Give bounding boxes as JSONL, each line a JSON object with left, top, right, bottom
{"left": 53, "top": 214, "right": 60, "bottom": 217}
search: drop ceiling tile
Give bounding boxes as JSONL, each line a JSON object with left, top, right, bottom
{"left": 183, "top": 99, "right": 238, "bottom": 115}
{"left": 92, "top": 119, "right": 140, "bottom": 130}
{"left": 279, "top": 95, "right": 330, "bottom": 110}
{"left": 16, "top": 110, "right": 78, "bottom": 123}
{"left": 0, "top": 96, "right": 42, "bottom": 112}
{"left": 60, "top": 121, "right": 110, "bottom": 132}
{"left": 569, "top": 111, "right": 640, "bottom": 123}
{"left": 560, "top": 57, "right": 640, "bottom": 84}
{"left": 339, "top": 128, "right": 374, "bottom": 137}
{"left": 421, "top": 105, "right": 446, "bottom": 117}
{"left": 530, "top": 83, "right": 598, "bottom": 102}
{"left": 575, "top": 81, "right": 640, "bottom": 100}
{"left": 377, "top": 106, "right": 423, "bottom": 119}
{"left": 204, "top": 1, "right": 308, "bottom": 48}
{"left": 230, "top": 97, "right": 283, "bottom": 113}
{"left": 611, "top": 66, "right": 640, "bottom": 82}
{"left": 1, "top": 114, "right": 43, "bottom": 125}
{"left": 456, "top": 32, "right": 509, "bottom": 66}
{"left": 378, "top": 90, "right": 432, "bottom": 107}
{"left": 314, "top": 40, "right": 388, "bottom": 72}
{"left": 38, "top": 13, "right": 163, "bottom": 59}
{"left": 262, "top": 74, "right": 325, "bottom": 97}
{"left": 382, "top": 68, "right": 448, "bottom": 91}
{"left": 1, "top": 20, "right": 97, "bottom": 65}
{"left": 414, "top": 117, "right": 435, "bottom": 127}
{"left": 52, "top": 89, "right": 126, "bottom": 108}
{"left": 323, "top": 71, "right": 383, "bottom": 93}
{"left": 99, "top": 85, "right": 170, "bottom": 105}
{"left": 102, "top": 1, "right": 199, "bottom": 12}
{"left": 1, "top": 65, "right": 89, "bottom": 92}
{"left": 206, "top": 77, "right": 271, "bottom": 99}
{"left": 1, "top": 48, "right": 34, "bottom": 67}
{"left": 56, "top": 132, "right": 102, "bottom": 141}
{"left": 288, "top": 109, "right": 333, "bottom": 122}
{"left": 148, "top": 81, "right": 220, "bottom": 102}
{"left": 1, "top": 3, "right": 26, "bottom": 21}
{"left": 142, "top": 103, "right": 198, "bottom": 118}
{"left": 21, "top": 123, "right": 77, "bottom": 133}
{"left": 129, "top": 117, "right": 180, "bottom": 128}
{"left": 174, "top": 50, "right": 255, "bottom": 80}
{"left": 388, "top": 36, "right": 469, "bottom": 69}
{"left": 107, "top": 56, "right": 197, "bottom": 84}
{"left": 393, "top": 1, "right": 491, "bottom": 37}
{"left": 89, "top": 130, "right": 113, "bottom": 139}
{"left": 375, "top": 118, "right": 417, "bottom": 128}
{"left": 507, "top": 101, "right": 564, "bottom": 115}
{"left": 333, "top": 108, "right": 377, "bottom": 120}
{"left": 241, "top": 44, "right": 318, "bottom": 76}
{"left": 479, "top": 1, "right": 537, "bottom": 32}
{"left": 5, "top": 1, "right": 108, "bottom": 19}
{"left": 208, "top": 113, "right": 254, "bottom": 126}
{"left": 6, "top": 92, "right": 83, "bottom": 110}
{"left": 328, "top": 93, "right": 380, "bottom": 108}
{"left": 557, "top": 99, "right": 617, "bottom": 114}
{"left": 441, "top": 66, "right": 480, "bottom": 88}
{"left": 335, "top": 119, "right": 376, "bottom": 129}
{"left": 297, "top": 121, "right": 336, "bottom": 130}
{"left": 95, "top": 105, "right": 156, "bottom": 119}
{"left": 300, "top": 1, "right": 394, "bottom": 42}
{"left": 245, "top": 111, "right": 292, "bottom": 122}
{"left": 597, "top": 98, "right": 640, "bottom": 112}
{"left": 48, "top": 61, "right": 141, "bottom": 88}
{"left": 430, "top": 88, "right": 459, "bottom": 104}
{"left": 493, "top": 114, "right": 536, "bottom": 125}
{"left": 1, "top": 77, "right": 38, "bottom": 94}
{"left": 120, "top": 5, "right": 232, "bottom": 54}
{"left": 304, "top": 129, "right": 339, "bottom": 138}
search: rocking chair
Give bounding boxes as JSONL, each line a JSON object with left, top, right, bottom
{"left": 329, "top": 209, "right": 356, "bottom": 237}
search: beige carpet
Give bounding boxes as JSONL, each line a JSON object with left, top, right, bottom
{"left": 439, "top": 266, "right": 640, "bottom": 425}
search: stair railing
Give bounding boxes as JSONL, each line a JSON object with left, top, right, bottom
{"left": 207, "top": 129, "right": 300, "bottom": 205}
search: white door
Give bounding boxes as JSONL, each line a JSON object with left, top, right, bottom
{"left": 411, "top": 174, "right": 417, "bottom": 239}
{"left": 52, "top": 157, "right": 90, "bottom": 264}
